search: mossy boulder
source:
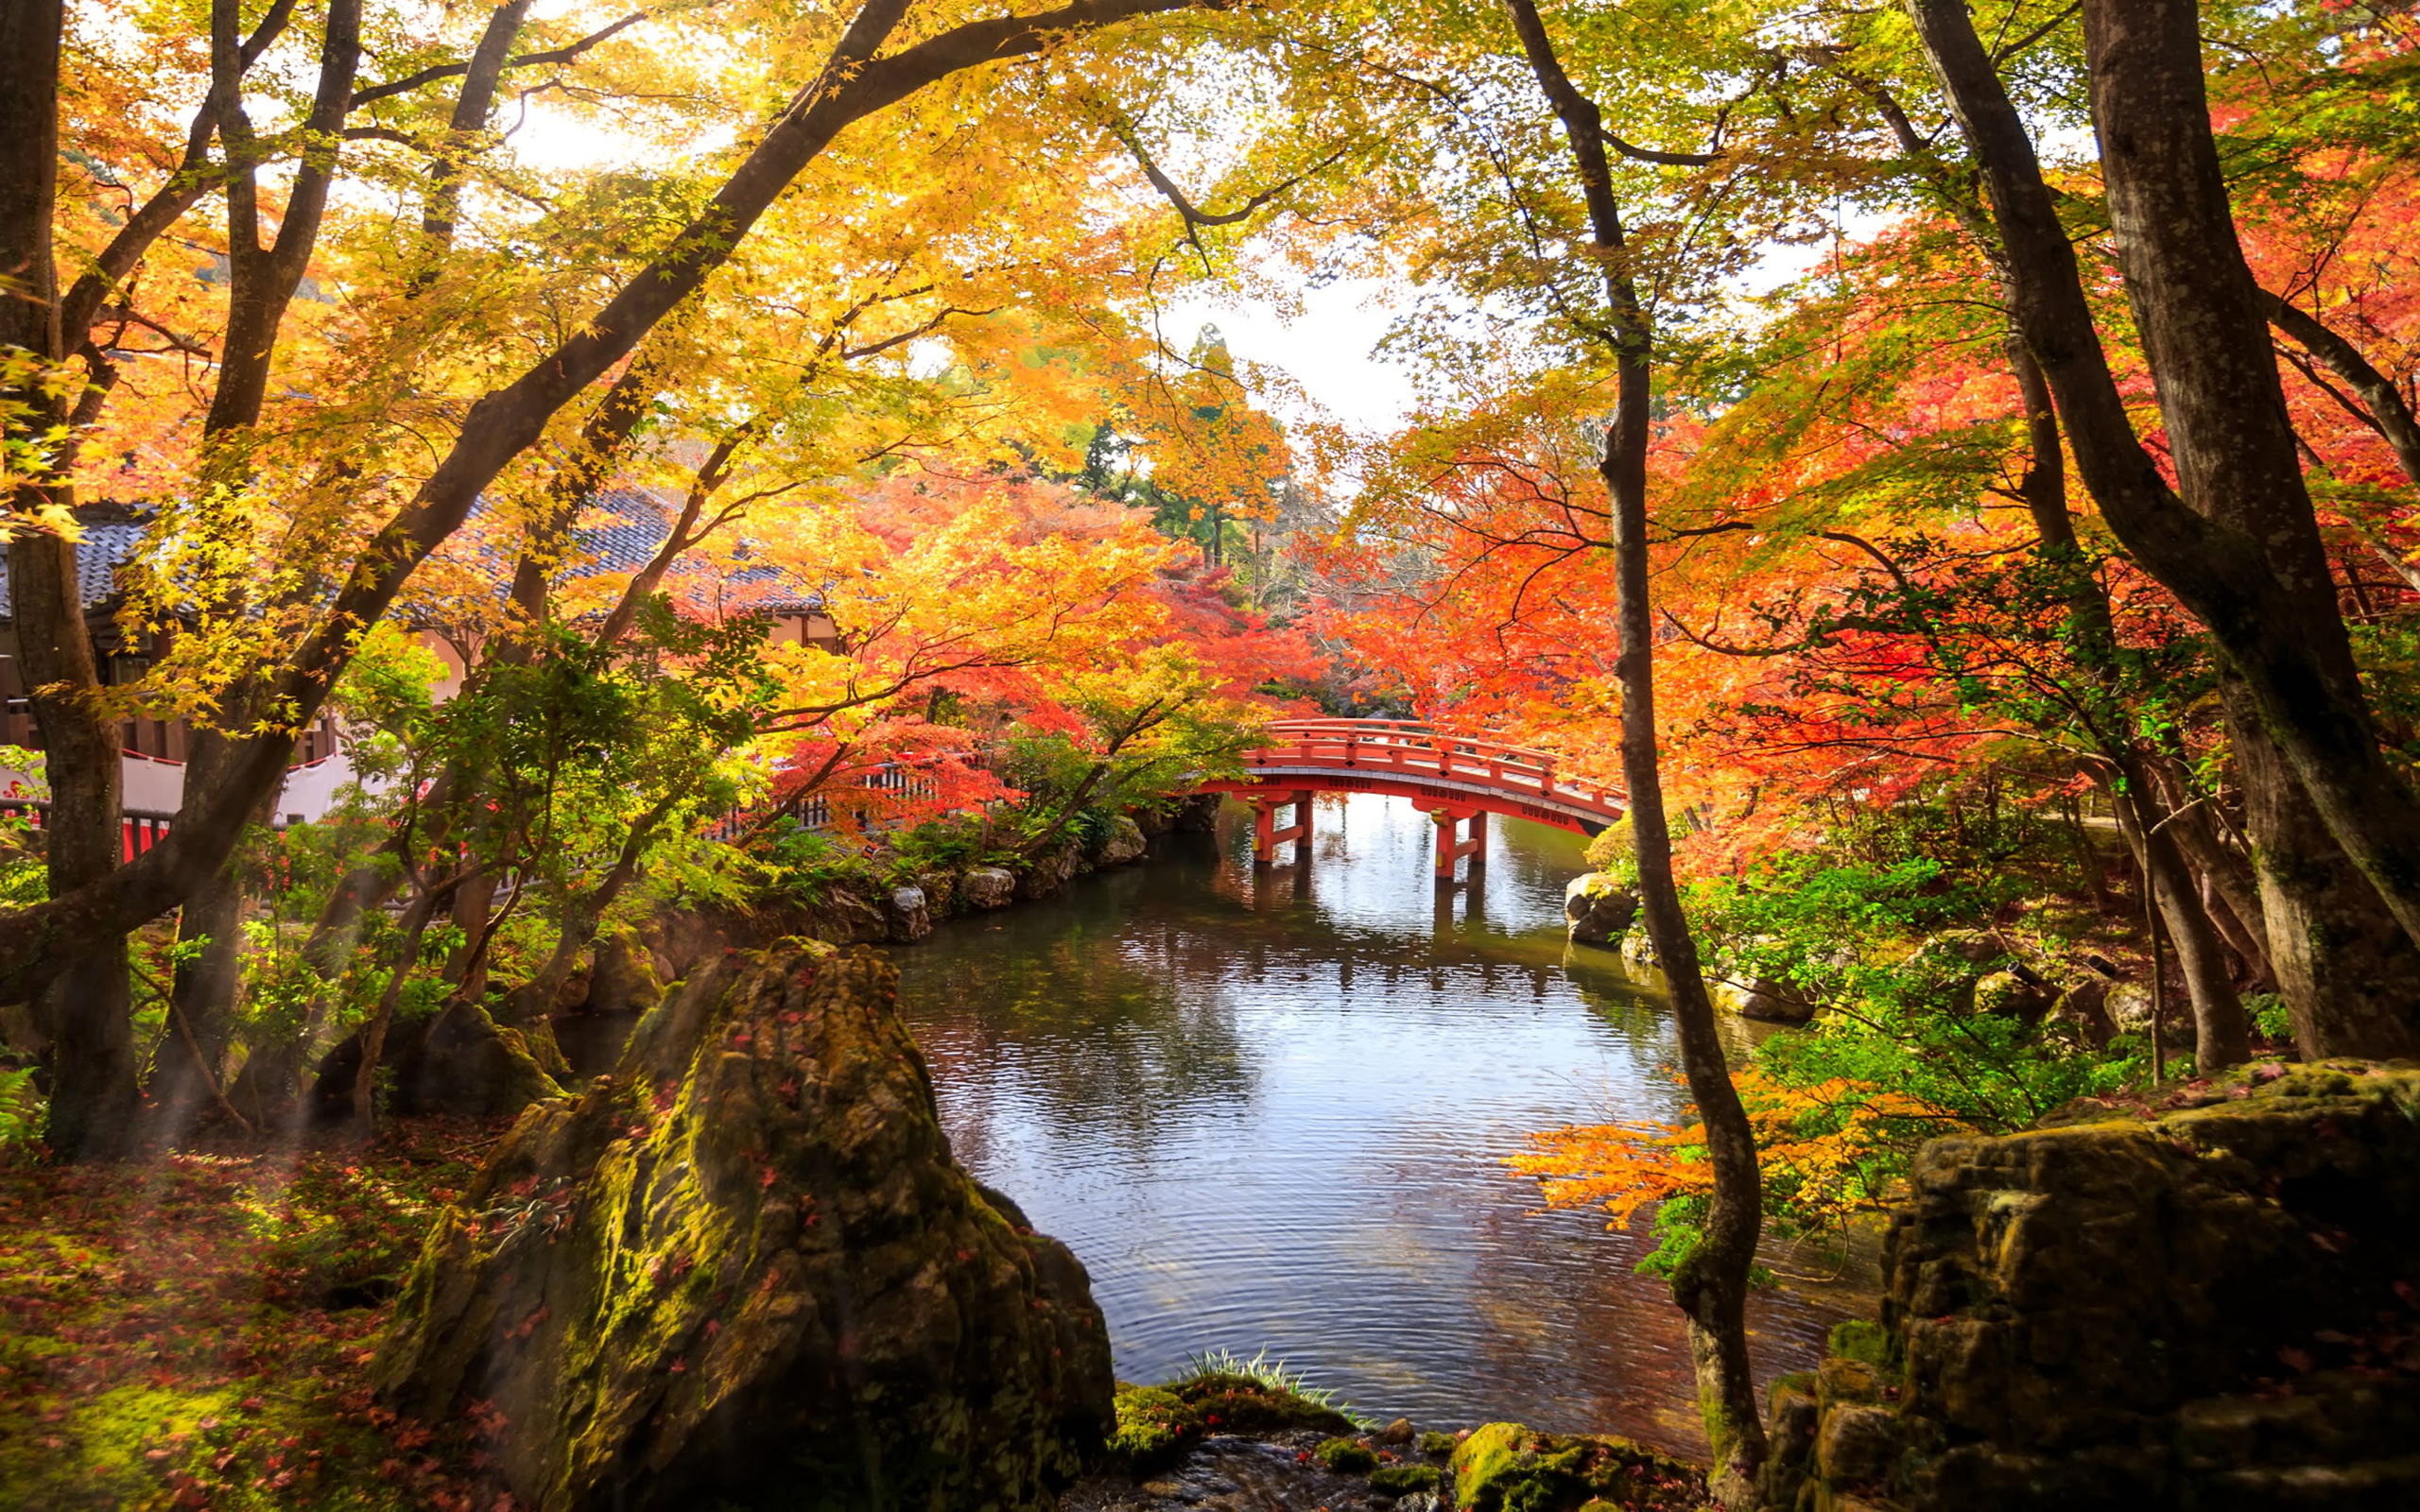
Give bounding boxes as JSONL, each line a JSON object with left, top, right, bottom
{"left": 961, "top": 867, "right": 1015, "bottom": 909}
{"left": 1761, "top": 1062, "right": 2420, "bottom": 1511}
{"left": 371, "top": 944, "right": 1114, "bottom": 1512}
{"left": 1564, "top": 874, "right": 1639, "bottom": 946}
{"left": 586, "top": 928, "right": 665, "bottom": 1016}
{"left": 1017, "top": 843, "right": 1083, "bottom": 900}
{"left": 916, "top": 870, "right": 958, "bottom": 919}
{"left": 1373, "top": 1461, "right": 1443, "bottom": 1495}
{"left": 883, "top": 884, "right": 932, "bottom": 942}
{"left": 1447, "top": 1423, "right": 1704, "bottom": 1511}
{"left": 1973, "top": 970, "right": 2055, "bottom": 1023}
{"left": 1094, "top": 814, "right": 1149, "bottom": 867}
{"left": 311, "top": 998, "right": 564, "bottom": 1121}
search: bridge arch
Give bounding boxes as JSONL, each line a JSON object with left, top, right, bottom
{"left": 1193, "top": 720, "right": 1626, "bottom": 878}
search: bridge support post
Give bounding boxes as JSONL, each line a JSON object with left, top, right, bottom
{"left": 1253, "top": 790, "right": 1313, "bottom": 867}
{"left": 1432, "top": 807, "right": 1484, "bottom": 880}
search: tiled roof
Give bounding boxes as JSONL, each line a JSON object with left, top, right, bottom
{"left": 569, "top": 487, "right": 819, "bottom": 613}
{"left": 0, "top": 520, "right": 147, "bottom": 621}
{"left": 0, "top": 493, "right": 818, "bottom": 621}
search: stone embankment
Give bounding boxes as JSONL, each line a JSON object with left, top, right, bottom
{"left": 1760, "top": 1062, "right": 2420, "bottom": 1511}
{"left": 1066, "top": 1394, "right": 1703, "bottom": 1512}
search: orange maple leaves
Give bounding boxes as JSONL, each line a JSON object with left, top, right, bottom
{"left": 1508, "top": 1071, "right": 1974, "bottom": 1236}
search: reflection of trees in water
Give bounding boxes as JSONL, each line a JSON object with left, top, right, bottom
{"left": 896, "top": 877, "right": 1260, "bottom": 1166}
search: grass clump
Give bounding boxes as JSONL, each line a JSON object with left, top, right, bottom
{"left": 1180, "top": 1346, "right": 1359, "bottom": 1421}
{"left": 1419, "top": 1429, "right": 1460, "bottom": 1457}
{"left": 1105, "top": 1350, "right": 1362, "bottom": 1474}
{"left": 1828, "top": 1318, "right": 1894, "bottom": 1374}
{"left": 1371, "top": 1461, "right": 1443, "bottom": 1494}
{"left": 1315, "top": 1436, "right": 1378, "bottom": 1473}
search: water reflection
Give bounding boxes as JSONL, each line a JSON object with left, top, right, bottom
{"left": 890, "top": 794, "right": 1864, "bottom": 1456}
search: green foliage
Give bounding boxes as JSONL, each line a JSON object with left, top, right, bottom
{"left": 1828, "top": 1319, "right": 1893, "bottom": 1373}
{"left": 752, "top": 818, "right": 875, "bottom": 904}
{"left": 1582, "top": 816, "right": 1638, "bottom": 886}
{"left": 1105, "top": 1361, "right": 1357, "bottom": 1475}
{"left": 0, "top": 745, "right": 47, "bottom": 908}
{"left": 1419, "top": 1430, "right": 1460, "bottom": 1457}
{"left": 1624, "top": 799, "right": 2159, "bottom": 1272}
{"left": 0, "top": 1066, "right": 42, "bottom": 1146}
{"left": 1371, "top": 1462, "right": 1443, "bottom": 1494}
{"left": 2245, "top": 991, "right": 2294, "bottom": 1044}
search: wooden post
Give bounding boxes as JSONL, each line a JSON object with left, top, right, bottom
{"left": 1432, "top": 807, "right": 1484, "bottom": 880}
{"left": 1256, "top": 790, "right": 1313, "bottom": 866}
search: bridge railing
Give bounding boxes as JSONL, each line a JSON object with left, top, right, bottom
{"left": 1246, "top": 719, "right": 1624, "bottom": 826}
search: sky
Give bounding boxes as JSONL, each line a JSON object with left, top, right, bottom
{"left": 1161, "top": 275, "right": 1423, "bottom": 437}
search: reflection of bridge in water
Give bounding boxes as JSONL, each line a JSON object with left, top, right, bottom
{"left": 1194, "top": 719, "right": 1627, "bottom": 880}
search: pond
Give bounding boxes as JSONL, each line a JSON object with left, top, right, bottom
{"left": 888, "top": 793, "right": 1872, "bottom": 1457}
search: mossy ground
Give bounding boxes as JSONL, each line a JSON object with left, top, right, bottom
{"left": 1449, "top": 1421, "right": 1705, "bottom": 1511}
{"left": 0, "top": 1118, "right": 508, "bottom": 1509}
{"left": 1107, "top": 1371, "right": 1358, "bottom": 1473}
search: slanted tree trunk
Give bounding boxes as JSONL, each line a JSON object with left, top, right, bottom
{"left": 0, "top": 0, "right": 1219, "bottom": 995}
{"left": 1908, "top": 0, "right": 2420, "bottom": 988}
{"left": 1500, "top": 1, "right": 1765, "bottom": 1498}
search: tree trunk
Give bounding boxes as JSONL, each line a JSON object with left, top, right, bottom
{"left": 2100, "top": 765, "right": 2250, "bottom": 1068}
{"left": 152, "top": 861, "right": 250, "bottom": 1137}
{"left": 2141, "top": 754, "right": 2273, "bottom": 988}
{"left": 351, "top": 881, "right": 448, "bottom": 1137}
{"left": 4, "top": 0, "right": 139, "bottom": 1160}
{"left": 445, "top": 870, "right": 500, "bottom": 1001}
{"left": 2228, "top": 686, "right": 2420, "bottom": 1057}
{"left": 1601, "top": 392, "right": 1768, "bottom": 1504}
{"left": 1496, "top": 2, "right": 1766, "bottom": 1498}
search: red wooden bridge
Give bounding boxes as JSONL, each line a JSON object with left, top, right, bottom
{"left": 1194, "top": 719, "right": 1625, "bottom": 879}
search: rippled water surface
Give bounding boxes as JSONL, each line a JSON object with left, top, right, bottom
{"left": 890, "top": 794, "right": 1868, "bottom": 1456}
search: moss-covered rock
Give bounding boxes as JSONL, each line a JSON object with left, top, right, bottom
{"left": 1095, "top": 815, "right": 1149, "bottom": 867}
{"left": 1318, "top": 1436, "right": 1379, "bottom": 1473}
{"left": 1761, "top": 1062, "right": 2420, "bottom": 1511}
{"left": 372, "top": 944, "right": 1114, "bottom": 1512}
{"left": 916, "top": 869, "right": 958, "bottom": 919}
{"left": 961, "top": 866, "right": 1015, "bottom": 910}
{"left": 1564, "top": 874, "right": 1639, "bottom": 946}
{"left": 1373, "top": 1460, "right": 1443, "bottom": 1495}
{"left": 586, "top": 928, "right": 665, "bottom": 1016}
{"left": 1108, "top": 1385, "right": 1200, "bottom": 1472}
{"left": 1447, "top": 1423, "right": 1704, "bottom": 1511}
{"left": 311, "top": 998, "right": 565, "bottom": 1121}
